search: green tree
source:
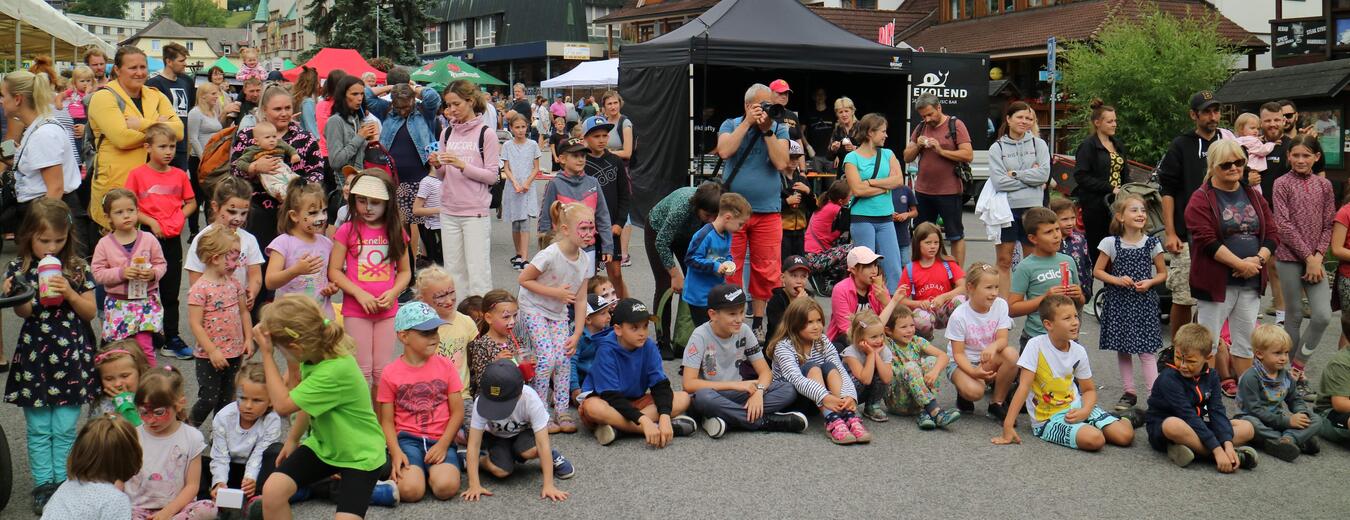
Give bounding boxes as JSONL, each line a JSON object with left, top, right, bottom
{"left": 1060, "top": 3, "right": 1236, "bottom": 164}
{"left": 152, "top": 0, "right": 230, "bottom": 27}
{"left": 67, "top": 0, "right": 129, "bottom": 18}
{"left": 305, "top": 0, "right": 434, "bottom": 64}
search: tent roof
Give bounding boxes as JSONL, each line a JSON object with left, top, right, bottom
{"left": 619, "top": 0, "right": 910, "bottom": 74}
{"left": 0, "top": 0, "right": 114, "bottom": 61}
{"left": 1216, "top": 59, "right": 1350, "bottom": 105}
{"left": 201, "top": 56, "right": 240, "bottom": 75}
{"left": 282, "top": 48, "right": 386, "bottom": 82}
{"left": 542, "top": 59, "right": 618, "bottom": 88}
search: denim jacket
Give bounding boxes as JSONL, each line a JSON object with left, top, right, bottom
{"left": 366, "top": 87, "right": 442, "bottom": 164}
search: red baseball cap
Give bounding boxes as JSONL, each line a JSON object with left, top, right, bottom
{"left": 769, "top": 79, "right": 792, "bottom": 94}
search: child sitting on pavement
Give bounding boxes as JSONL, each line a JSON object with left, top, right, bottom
{"left": 1235, "top": 325, "right": 1322, "bottom": 461}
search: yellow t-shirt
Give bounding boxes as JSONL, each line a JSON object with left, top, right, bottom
{"left": 437, "top": 311, "right": 479, "bottom": 399}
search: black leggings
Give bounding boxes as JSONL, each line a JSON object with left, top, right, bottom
{"left": 191, "top": 356, "right": 241, "bottom": 426}
{"left": 275, "top": 445, "right": 389, "bottom": 518}
{"left": 198, "top": 442, "right": 283, "bottom": 499}
{"left": 159, "top": 234, "right": 183, "bottom": 339}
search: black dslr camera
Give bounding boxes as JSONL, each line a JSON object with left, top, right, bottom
{"left": 758, "top": 101, "right": 786, "bottom": 122}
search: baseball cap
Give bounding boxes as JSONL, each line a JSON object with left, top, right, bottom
{"left": 788, "top": 139, "right": 804, "bottom": 156}
{"left": 558, "top": 137, "right": 588, "bottom": 154}
{"left": 769, "top": 79, "right": 792, "bottom": 94}
{"left": 350, "top": 173, "right": 390, "bottom": 200}
{"left": 846, "top": 246, "right": 883, "bottom": 269}
{"left": 1189, "top": 90, "right": 1219, "bottom": 112}
{"left": 477, "top": 360, "right": 524, "bottom": 421}
{"left": 554, "top": 92, "right": 564, "bottom": 98}
{"left": 611, "top": 298, "right": 651, "bottom": 325}
{"left": 783, "top": 255, "right": 810, "bottom": 274}
{"left": 395, "top": 301, "right": 447, "bottom": 332}
{"left": 707, "top": 284, "right": 747, "bottom": 311}
{"left": 583, "top": 115, "right": 614, "bottom": 136}
{"left": 586, "top": 294, "right": 613, "bottom": 316}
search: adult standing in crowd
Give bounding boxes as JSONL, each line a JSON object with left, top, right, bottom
{"left": 83, "top": 48, "right": 108, "bottom": 88}
{"left": 533, "top": 95, "right": 551, "bottom": 143}
{"left": 145, "top": 43, "right": 195, "bottom": 171}
{"left": 205, "top": 66, "right": 232, "bottom": 104}
{"left": 601, "top": 90, "right": 635, "bottom": 267}
{"left": 718, "top": 83, "right": 790, "bottom": 335}
{"left": 1185, "top": 139, "right": 1276, "bottom": 398}
{"left": 2, "top": 70, "right": 81, "bottom": 211}
{"left": 187, "top": 81, "right": 225, "bottom": 236}
{"left": 550, "top": 93, "right": 566, "bottom": 120}
{"left": 1159, "top": 91, "right": 1232, "bottom": 339}
{"left": 645, "top": 183, "right": 723, "bottom": 358}
{"left": 315, "top": 69, "right": 346, "bottom": 156}
{"left": 225, "top": 78, "right": 263, "bottom": 128}
{"left": 229, "top": 85, "right": 325, "bottom": 247}
{"left": 325, "top": 75, "right": 376, "bottom": 179}
{"left": 904, "top": 93, "right": 973, "bottom": 266}
{"left": 1072, "top": 99, "right": 1126, "bottom": 262}
{"left": 368, "top": 82, "right": 442, "bottom": 242}
{"left": 87, "top": 45, "right": 183, "bottom": 230}
{"left": 842, "top": 113, "right": 905, "bottom": 292}
{"left": 803, "top": 87, "right": 835, "bottom": 171}
{"left": 580, "top": 95, "right": 598, "bottom": 120}
{"left": 507, "top": 83, "right": 532, "bottom": 129}
{"left": 291, "top": 67, "right": 321, "bottom": 136}
{"left": 827, "top": 97, "right": 857, "bottom": 170}
{"left": 431, "top": 79, "right": 501, "bottom": 297}
{"left": 990, "top": 102, "right": 1050, "bottom": 296}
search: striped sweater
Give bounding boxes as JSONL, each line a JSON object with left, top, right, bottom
{"left": 1272, "top": 171, "right": 1335, "bottom": 263}
{"left": 771, "top": 335, "right": 857, "bottom": 404}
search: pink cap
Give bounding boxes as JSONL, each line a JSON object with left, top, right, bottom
{"left": 846, "top": 246, "right": 883, "bottom": 269}
{"left": 769, "top": 79, "right": 792, "bottom": 94}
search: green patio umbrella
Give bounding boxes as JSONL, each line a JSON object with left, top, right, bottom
{"left": 411, "top": 55, "right": 505, "bottom": 86}
{"left": 282, "top": 59, "right": 297, "bottom": 70}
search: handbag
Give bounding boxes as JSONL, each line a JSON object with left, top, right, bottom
{"left": 947, "top": 117, "right": 976, "bottom": 195}
{"left": 832, "top": 149, "right": 884, "bottom": 233}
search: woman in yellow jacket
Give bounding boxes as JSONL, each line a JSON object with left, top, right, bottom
{"left": 87, "top": 46, "right": 183, "bottom": 229}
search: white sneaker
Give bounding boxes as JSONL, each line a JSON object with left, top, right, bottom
{"left": 1275, "top": 310, "right": 1286, "bottom": 325}
{"left": 702, "top": 417, "right": 727, "bottom": 439}
{"left": 593, "top": 424, "right": 617, "bottom": 446}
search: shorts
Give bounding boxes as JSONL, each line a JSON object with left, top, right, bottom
{"left": 274, "top": 445, "right": 389, "bottom": 518}
{"left": 1164, "top": 243, "right": 1195, "bottom": 306}
{"left": 1032, "top": 406, "right": 1120, "bottom": 449}
{"left": 916, "top": 192, "right": 965, "bottom": 242}
{"left": 999, "top": 207, "right": 1033, "bottom": 244}
{"left": 397, "top": 431, "right": 463, "bottom": 471}
{"left": 482, "top": 431, "right": 538, "bottom": 475}
{"left": 1337, "top": 273, "right": 1350, "bottom": 312}
{"left": 579, "top": 393, "right": 655, "bottom": 428}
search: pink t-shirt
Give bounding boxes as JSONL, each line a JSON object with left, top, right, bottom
{"left": 266, "top": 233, "right": 335, "bottom": 317}
{"left": 187, "top": 277, "right": 247, "bottom": 358}
{"left": 1336, "top": 204, "right": 1350, "bottom": 277}
{"left": 902, "top": 259, "right": 965, "bottom": 301}
{"left": 376, "top": 355, "right": 464, "bottom": 439}
{"left": 806, "top": 201, "right": 843, "bottom": 254}
{"left": 334, "top": 221, "right": 405, "bottom": 319}
{"left": 125, "top": 164, "right": 194, "bottom": 238}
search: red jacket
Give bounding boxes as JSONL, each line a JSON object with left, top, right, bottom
{"left": 1185, "top": 181, "right": 1278, "bottom": 303}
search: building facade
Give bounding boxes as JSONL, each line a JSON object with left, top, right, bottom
{"left": 250, "top": 0, "right": 318, "bottom": 60}
{"left": 68, "top": 13, "right": 151, "bottom": 47}
{"left": 123, "top": 18, "right": 249, "bottom": 69}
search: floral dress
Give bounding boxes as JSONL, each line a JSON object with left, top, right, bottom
{"left": 4, "top": 258, "right": 98, "bottom": 408}
{"left": 1060, "top": 229, "right": 1095, "bottom": 302}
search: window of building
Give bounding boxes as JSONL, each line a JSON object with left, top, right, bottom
{"left": 843, "top": 0, "right": 878, "bottom": 7}
{"left": 637, "top": 23, "right": 655, "bottom": 43}
{"left": 447, "top": 21, "right": 467, "bottom": 50}
{"left": 185, "top": 41, "right": 193, "bottom": 51}
{"left": 473, "top": 16, "right": 496, "bottom": 47}
{"left": 151, "top": 39, "right": 160, "bottom": 50}
{"left": 424, "top": 24, "right": 442, "bottom": 53}
{"left": 586, "top": 5, "right": 612, "bottom": 39}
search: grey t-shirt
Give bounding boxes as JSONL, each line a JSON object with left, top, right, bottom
{"left": 682, "top": 323, "right": 762, "bottom": 382}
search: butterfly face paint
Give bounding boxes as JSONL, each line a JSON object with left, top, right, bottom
{"left": 220, "top": 248, "right": 242, "bottom": 275}
{"left": 574, "top": 219, "right": 596, "bottom": 247}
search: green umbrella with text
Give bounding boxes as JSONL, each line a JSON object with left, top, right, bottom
{"left": 411, "top": 55, "right": 506, "bottom": 86}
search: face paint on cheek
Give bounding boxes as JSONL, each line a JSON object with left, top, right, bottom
{"left": 575, "top": 220, "right": 596, "bottom": 245}
{"left": 224, "top": 254, "right": 241, "bottom": 273}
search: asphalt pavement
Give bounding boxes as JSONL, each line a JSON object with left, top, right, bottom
{"left": 0, "top": 211, "right": 1345, "bottom": 519}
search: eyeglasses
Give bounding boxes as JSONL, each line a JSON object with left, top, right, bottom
{"left": 137, "top": 406, "right": 171, "bottom": 419}
{"left": 1218, "top": 159, "right": 1246, "bottom": 171}
{"left": 1282, "top": 112, "right": 1296, "bottom": 119}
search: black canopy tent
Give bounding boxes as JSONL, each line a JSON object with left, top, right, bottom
{"left": 619, "top": 0, "right": 913, "bottom": 224}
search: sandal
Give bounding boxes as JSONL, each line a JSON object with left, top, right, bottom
{"left": 1220, "top": 378, "right": 1238, "bottom": 398}
{"left": 557, "top": 414, "right": 578, "bottom": 434}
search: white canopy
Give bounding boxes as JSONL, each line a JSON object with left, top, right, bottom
{"left": 541, "top": 59, "right": 618, "bottom": 88}
{"left": 2, "top": 0, "right": 114, "bottom": 64}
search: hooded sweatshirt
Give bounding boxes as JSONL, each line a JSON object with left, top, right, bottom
{"left": 538, "top": 170, "right": 614, "bottom": 253}
{"left": 1145, "top": 365, "right": 1234, "bottom": 452}
{"left": 988, "top": 131, "right": 1050, "bottom": 209}
{"left": 438, "top": 115, "right": 502, "bottom": 217}
{"left": 1157, "top": 128, "right": 1237, "bottom": 240}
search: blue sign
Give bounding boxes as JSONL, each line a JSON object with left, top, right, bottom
{"left": 1047, "top": 36, "right": 1057, "bottom": 72}
{"left": 1038, "top": 70, "right": 1062, "bottom": 82}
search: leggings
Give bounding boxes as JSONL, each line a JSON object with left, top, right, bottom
{"left": 24, "top": 405, "right": 81, "bottom": 486}
{"left": 346, "top": 316, "right": 396, "bottom": 386}
{"left": 1276, "top": 261, "right": 1332, "bottom": 372}
{"left": 1117, "top": 352, "right": 1159, "bottom": 395}
{"left": 518, "top": 312, "right": 572, "bottom": 418}
{"left": 885, "top": 356, "right": 939, "bottom": 415}
{"left": 191, "top": 356, "right": 242, "bottom": 426}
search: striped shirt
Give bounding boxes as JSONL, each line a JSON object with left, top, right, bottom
{"left": 771, "top": 335, "right": 857, "bottom": 404}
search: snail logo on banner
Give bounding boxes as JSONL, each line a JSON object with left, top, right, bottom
{"left": 913, "top": 70, "right": 968, "bottom": 101}
{"left": 910, "top": 52, "right": 991, "bottom": 150}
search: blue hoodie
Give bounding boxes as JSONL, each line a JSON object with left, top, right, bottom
{"left": 1145, "top": 364, "right": 1234, "bottom": 452}
{"left": 570, "top": 325, "right": 610, "bottom": 389}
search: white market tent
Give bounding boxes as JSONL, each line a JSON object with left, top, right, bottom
{"left": 2, "top": 0, "right": 114, "bottom": 65}
{"left": 541, "top": 59, "right": 618, "bottom": 88}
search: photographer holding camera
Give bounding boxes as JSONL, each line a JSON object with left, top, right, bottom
{"left": 716, "top": 83, "right": 791, "bottom": 337}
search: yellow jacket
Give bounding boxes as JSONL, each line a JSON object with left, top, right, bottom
{"left": 86, "top": 80, "right": 184, "bottom": 228}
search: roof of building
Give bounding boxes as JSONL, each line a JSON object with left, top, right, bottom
{"left": 808, "top": 6, "right": 928, "bottom": 41}
{"left": 1217, "top": 59, "right": 1350, "bottom": 104}
{"left": 595, "top": 0, "right": 721, "bottom": 24}
{"left": 902, "top": 0, "right": 1264, "bottom": 56}
{"left": 123, "top": 18, "right": 249, "bottom": 56}
{"left": 253, "top": 0, "right": 270, "bottom": 23}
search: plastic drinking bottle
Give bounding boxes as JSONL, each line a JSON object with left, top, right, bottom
{"left": 37, "top": 255, "right": 63, "bottom": 307}
{"left": 113, "top": 392, "right": 142, "bottom": 426}
{"left": 516, "top": 350, "right": 537, "bottom": 381}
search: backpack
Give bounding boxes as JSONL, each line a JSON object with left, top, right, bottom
{"left": 910, "top": 117, "right": 974, "bottom": 195}
{"left": 901, "top": 260, "right": 956, "bottom": 299}
{"left": 198, "top": 125, "right": 240, "bottom": 180}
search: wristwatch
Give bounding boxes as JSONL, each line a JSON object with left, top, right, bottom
{"left": 755, "top": 383, "right": 767, "bottom": 392}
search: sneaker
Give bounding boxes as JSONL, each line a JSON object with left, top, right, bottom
{"left": 1166, "top": 443, "right": 1195, "bottom": 467}
{"left": 702, "top": 416, "right": 727, "bottom": 439}
{"left": 551, "top": 449, "right": 576, "bottom": 479}
{"left": 369, "top": 480, "right": 399, "bottom": 507}
{"left": 557, "top": 414, "right": 578, "bottom": 434}
{"left": 1220, "top": 379, "right": 1238, "bottom": 398}
{"left": 956, "top": 396, "right": 975, "bottom": 413}
{"left": 620, "top": 254, "right": 632, "bottom": 267}
{"left": 547, "top": 420, "right": 561, "bottom": 434}
{"left": 1114, "top": 408, "right": 1143, "bottom": 429}
{"left": 987, "top": 401, "right": 1010, "bottom": 422}
{"left": 1115, "top": 392, "right": 1137, "bottom": 411}
{"left": 916, "top": 412, "right": 937, "bottom": 430}
{"left": 933, "top": 408, "right": 962, "bottom": 428}
{"left": 825, "top": 417, "right": 856, "bottom": 444}
{"left": 1262, "top": 303, "right": 1277, "bottom": 316}
{"left": 761, "top": 411, "right": 808, "bottom": 433}
{"left": 1295, "top": 378, "right": 1318, "bottom": 403}
{"left": 593, "top": 424, "right": 617, "bottom": 446}
{"left": 671, "top": 415, "right": 698, "bottom": 437}
{"left": 1267, "top": 436, "right": 1301, "bottom": 462}
{"left": 1235, "top": 445, "right": 1259, "bottom": 470}
{"left": 845, "top": 415, "right": 871, "bottom": 443}
{"left": 863, "top": 403, "right": 889, "bottom": 422}
{"left": 31, "top": 482, "right": 58, "bottom": 516}
{"left": 1302, "top": 437, "right": 1321, "bottom": 456}
{"left": 1275, "top": 310, "right": 1286, "bottom": 325}
{"left": 509, "top": 255, "right": 522, "bottom": 267}
{"left": 163, "top": 336, "right": 194, "bottom": 360}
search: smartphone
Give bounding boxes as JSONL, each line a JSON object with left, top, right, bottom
{"left": 0, "top": 140, "right": 15, "bottom": 159}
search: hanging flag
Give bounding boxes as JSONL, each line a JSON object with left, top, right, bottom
{"left": 878, "top": 22, "right": 896, "bottom": 46}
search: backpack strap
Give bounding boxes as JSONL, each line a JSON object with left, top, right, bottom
{"left": 478, "top": 125, "right": 488, "bottom": 163}
{"left": 942, "top": 260, "right": 955, "bottom": 285}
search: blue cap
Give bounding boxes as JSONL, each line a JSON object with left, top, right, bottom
{"left": 395, "top": 302, "right": 447, "bottom": 332}
{"left": 583, "top": 115, "right": 614, "bottom": 136}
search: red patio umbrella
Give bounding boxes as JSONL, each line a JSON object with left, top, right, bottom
{"left": 282, "top": 48, "right": 386, "bottom": 83}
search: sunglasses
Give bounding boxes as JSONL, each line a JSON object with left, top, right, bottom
{"left": 1282, "top": 112, "right": 1296, "bottom": 119}
{"left": 1218, "top": 159, "right": 1246, "bottom": 171}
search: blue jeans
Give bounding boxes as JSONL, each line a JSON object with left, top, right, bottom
{"left": 25, "top": 405, "right": 80, "bottom": 485}
{"left": 397, "top": 431, "right": 463, "bottom": 471}
{"left": 849, "top": 219, "right": 903, "bottom": 293}
{"left": 897, "top": 245, "right": 912, "bottom": 273}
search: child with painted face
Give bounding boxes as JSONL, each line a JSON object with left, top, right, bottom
{"left": 125, "top": 367, "right": 219, "bottom": 519}
{"left": 186, "top": 175, "right": 265, "bottom": 312}
{"left": 517, "top": 201, "right": 596, "bottom": 434}
{"left": 265, "top": 178, "right": 338, "bottom": 318}
{"left": 91, "top": 188, "right": 168, "bottom": 366}
{"left": 202, "top": 363, "right": 283, "bottom": 510}
{"left": 414, "top": 264, "right": 479, "bottom": 405}
{"left": 187, "top": 226, "right": 255, "bottom": 427}
{"left": 89, "top": 339, "right": 151, "bottom": 422}
{"left": 328, "top": 169, "right": 412, "bottom": 389}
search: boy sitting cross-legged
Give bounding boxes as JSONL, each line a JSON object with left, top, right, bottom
{"left": 1236, "top": 325, "right": 1322, "bottom": 462}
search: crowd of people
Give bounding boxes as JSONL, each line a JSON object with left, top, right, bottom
{"left": 1, "top": 41, "right": 1349, "bottom": 520}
